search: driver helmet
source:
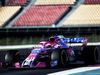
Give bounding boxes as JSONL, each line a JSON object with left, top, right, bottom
{"left": 49, "top": 37, "right": 56, "bottom": 42}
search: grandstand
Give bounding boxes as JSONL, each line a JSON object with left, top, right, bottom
{"left": 63, "top": 0, "right": 100, "bottom": 26}
{"left": 13, "top": 5, "right": 70, "bottom": 26}
{"left": 0, "top": 0, "right": 28, "bottom": 27}
{"left": 84, "top": 0, "right": 100, "bottom": 4}
{"left": 63, "top": 4, "right": 100, "bottom": 26}
{"left": 0, "top": 0, "right": 100, "bottom": 45}
{"left": 34, "top": 0, "right": 76, "bottom": 5}
{"left": 12, "top": 0, "right": 76, "bottom": 27}
{"left": 0, "top": 6, "right": 21, "bottom": 26}
{"left": 6, "top": 0, "right": 27, "bottom": 6}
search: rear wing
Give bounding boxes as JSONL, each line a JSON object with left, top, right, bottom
{"left": 66, "top": 38, "right": 84, "bottom": 43}
{"left": 54, "top": 35, "right": 84, "bottom": 43}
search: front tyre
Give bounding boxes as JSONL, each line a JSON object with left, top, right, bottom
{"left": 5, "top": 50, "right": 21, "bottom": 67}
{"left": 51, "top": 49, "right": 68, "bottom": 67}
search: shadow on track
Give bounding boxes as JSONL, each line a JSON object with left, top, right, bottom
{"left": 0, "top": 63, "right": 88, "bottom": 75}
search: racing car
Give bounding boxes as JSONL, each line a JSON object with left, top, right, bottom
{"left": 1, "top": 35, "right": 99, "bottom": 68}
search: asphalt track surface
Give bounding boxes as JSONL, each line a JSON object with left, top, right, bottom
{"left": 0, "top": 63, "right": 87, "bottom": 75}
{"left": 0, "top": 46, "right": 100, "bottom": 75}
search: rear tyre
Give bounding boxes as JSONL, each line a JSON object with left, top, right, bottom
{"left": 51, "top": 49, "right": 68, "bottom": 67}
{"left": 5, "top": 50, "right": 21, "bottom": 66}
{"left": 82, "top": 46, "right": 98, "bottom": 65}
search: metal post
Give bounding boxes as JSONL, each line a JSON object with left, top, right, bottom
{"left": 30, "top": 36, "right": 33, "bottom": 44}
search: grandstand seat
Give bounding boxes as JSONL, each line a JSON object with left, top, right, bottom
{"left": 63, "top": 5, "right": 100, "bottom": 26}
{"left": 6, "top": 0, "right": 27, "bottom": 6}
{"left": 34, "top": 0, "right": 76, "bottom": 5}
{"left": 13, "top": 5, "right": 69, "bottom": 26}
{"left": 84, "top": 0, "right": 100, "bottom": 4}
{"left": 0, "top": 6, "right": 21, "bottom": 26}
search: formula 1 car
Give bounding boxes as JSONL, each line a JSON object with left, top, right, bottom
{"left": 1, "top": 35, "right": 99, "bottom": 68}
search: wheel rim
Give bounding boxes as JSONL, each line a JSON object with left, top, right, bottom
{"left": 61, "top": 50, "right": 66, "bottom": 66}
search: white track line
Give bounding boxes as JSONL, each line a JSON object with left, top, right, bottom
{"left": 48, "top": 67, "right": 100, "bottom": 75}
{"left": 0, "top": 42, "right": 100, "bottom": 50}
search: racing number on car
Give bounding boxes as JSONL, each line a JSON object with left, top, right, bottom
{"left": 27, "top": 57, "right": 34, "bottom": 60}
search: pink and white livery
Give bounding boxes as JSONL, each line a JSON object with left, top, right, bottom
{"left": 1, "top": 35, "right": 99, "bottom": 68}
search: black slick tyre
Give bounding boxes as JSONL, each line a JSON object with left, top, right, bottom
{"left": 51, "top": 49, "right": 68, "bottom": 67}
{"left": 5, "top": 50, "right": 21, "bottom": 66}
{"left": 82, "top": 46, "right": 98, "bottom": 65}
